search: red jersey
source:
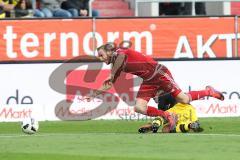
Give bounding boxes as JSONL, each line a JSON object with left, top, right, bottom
{"left": 116, "top": 48, "right": 158, "bottom": 80}
{"left": 112, "top": 48, "right": 181, "bottom": 101}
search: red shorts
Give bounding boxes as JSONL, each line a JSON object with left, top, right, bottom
{"left": 136, "top": 65, "right": 182, "bottom": 102}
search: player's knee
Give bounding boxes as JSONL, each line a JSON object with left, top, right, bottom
{"left": 134, "top": 106, "right": 146, "bottom": 114}
{"left": 175, "top": 94, "right": 190, "bottom": 104}
{"left": 134, "top": 98, "right": 148, "bottom": 114}
{"left": 178, "top": 98, "right": 190, "bottom": 104}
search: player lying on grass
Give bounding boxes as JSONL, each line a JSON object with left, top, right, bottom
{"left": 85, "top": 41, "right": 224, "bottom": 131}
{"left": 139, "top": 93, "right": 203, "bottom": 133}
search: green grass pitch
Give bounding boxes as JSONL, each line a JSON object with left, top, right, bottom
{"left": 0, "top": 117, "right": 240, "bottom": 160}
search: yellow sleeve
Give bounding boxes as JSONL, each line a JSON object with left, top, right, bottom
{"left": 12, "top": 0, "right": 20, "bottom": 6}
{"left": 175, "top": 121, "right": 191, "bottom": 133}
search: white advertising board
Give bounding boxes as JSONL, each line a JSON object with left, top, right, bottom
{"left": 0, "top": 60, "right": 239, "bottom": 122}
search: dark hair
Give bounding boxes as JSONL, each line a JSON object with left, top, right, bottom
{"left": 97, "top": 41, "right": 132, "bottom": 52}
{"left": 157, "top": 93, "right": 177, "bottom": 111}
{"left": 97, "top": 42, "right": 117, "bottom": 52}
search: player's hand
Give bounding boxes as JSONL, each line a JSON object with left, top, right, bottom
{"left": 103, "top": 78, "right": 113, "bottom": 89}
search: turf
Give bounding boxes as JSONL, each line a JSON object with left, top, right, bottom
{"left": 0, "top": 117, "right": 240, "bottom": 160}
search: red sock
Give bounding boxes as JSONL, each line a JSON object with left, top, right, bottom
{"left": 187, "top": 90, "right": 209, "bottom": 101}
{"left": 146, "top": 106, "right": 166, "bottom": 117}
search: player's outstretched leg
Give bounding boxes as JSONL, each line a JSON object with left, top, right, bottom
{"left": 176, "top": 86, "right": 225, "bottom": 103}
{"left": 205, "top": 86, "right": 224, "bottom": 101}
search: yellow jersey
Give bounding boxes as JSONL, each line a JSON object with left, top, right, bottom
{"left": 167, "top": 103, "right": 198, "bottom": 133}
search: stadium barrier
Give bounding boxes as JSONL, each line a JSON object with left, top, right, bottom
{"left": 0, "top": 17, "right": 239, "bottom": 121}
{"left": 134, "top": 0, "right": 240, "bottom": 16}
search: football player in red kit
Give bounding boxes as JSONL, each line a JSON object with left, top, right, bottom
{"left": 85, "top": 41, "right": 224, "bottom": 130}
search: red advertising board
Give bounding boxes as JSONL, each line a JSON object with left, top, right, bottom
{"left": 0, "top": 17, "right": 238, "bottom": 62}
{"left": 96, "top": 17, "right": 236, "bottom": 58}
{"left": 0, "top": 19, "right": 93, "bottom": 61}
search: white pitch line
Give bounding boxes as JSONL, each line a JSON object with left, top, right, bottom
{"left": 0, "top": 133, "right": 240, "bottom": 138}
{"left": 184, "top": 133, "right": 240, "bottom": 137}
{"left": 0, "top": 134, "right": 30, "bottom": 138}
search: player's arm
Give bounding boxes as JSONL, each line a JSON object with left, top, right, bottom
{"left": 91, "top": 80, "right": 113, "bottom": 98}
{"left": 85, "top": 54, "right": 126, "bottom": 101}
{"left": 84, "top": 79, "right": 112, "bottom": 101}
{"left": 89, "top": 54, "right": 126, "bottom": 97}
{"left": 175, "top": 121, "right": 203, "bottom": 133}
{"left": 109, "top": 54, "right": 127, "bottom": 83}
